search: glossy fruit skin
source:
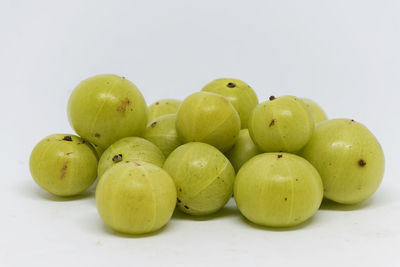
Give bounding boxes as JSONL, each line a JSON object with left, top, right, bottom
{"left": 226, "top": 129, "right": 261, "bottom": 172}
{"left": 97, "top": 137, "right": 165, "bottom": 179}
{"left": 302, "top": 98, "right": 328, "bottom": 124}
{"left": 234, "top": 153, "right": 323, "bottom": 227}
{"left": 96, "top": 161, "right": 176, "bottom": 235}
{"left": 163, "top": 142, "right": 235, "bottom": 216}
{"left": 300, "top": 119, "right": 385, "bottom": 204}
{"left": 67, "top": 74, "right": 147, "bottom": 149}
{"left": 147, "top": 99, "right": 182, "bottom": 123}
{"left": 248, "top": 95, "right": 314, "bottom": 153}
{"left": 143, "top": 114, "right": 182, "bottom": 157}
{"left": 201, "top": 78, "right": 258, "bottom": 129}
{"left": 176, "top": 92, "right": 240, "bottom": 153}
{"left": 29, "top": 134, "right": 98, "bottom": 197}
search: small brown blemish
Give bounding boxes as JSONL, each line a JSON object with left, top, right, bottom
{"left": 227, "top": 82, "right": 236, "bottom": 88}
{"left": 151, "top": 121, "right": 157, "bottom": 128}
{"left": 66, "top": 152, "right": 74, "bottom": 155}
{"left": 184, "top": 205, "right": 189, "bottom": 209}
{"left": 295, "top": 179, "right": 299, "bottom": 181}
{"left": 116, "top": 98, "right": 131, "bottom": 114}
{"left": 269, "top": 95, "right": 276, "bottom": 101}
{"left": 269, "top": 119, "right": 275, "bottom": 127}
{"left": 60, "top": 161, "right": 69, "bottom": 179}
{"left": 177, "top": 198, "right": 181, "bottom": 203}
{"left": 284, "top": 197, "right": 287, "bottom": 201}
{"left": 155, "top": 101, "right": 159, "bottom": 105}
{"left": 277, "top": 154, "right": 283, "bottom": 159}
{"left": 94, "top": 133, "right": 101, "bottom": 138}
{"left": 112, "top": 154, "right": 123, "bottom": 163}
{"left": 178, "top": 188, "right": 182, "bottom": 192}
{"left": 63, "top": 136, "right": 72, "bottom": 141}
{"left": 77, "top": 140, "right": 86, "bottom": 145}
{"left": 358, "top": 159, "right": 366, "bottom": 167}
{"left": 121, "top": 76, "right": 126, "bottom": 79}
{"left": 133, "top": 161, "right": 142, "bottom": 166}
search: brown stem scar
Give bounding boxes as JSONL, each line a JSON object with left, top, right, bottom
{"left": 60, "top": 161, "right": 69, "bottom": 179}
{"left": 269, "top": 96, "right": 276, "bottom": 101}
{"left": 358, "top": 159, "right": 366, "bottom": 167}
{"left": 151, "top": 122, "right": 157, "bottom": 127}
{"left": 116, "top": 98, "right": 131, "bottom": 114}
{"left": 63, "top": 136, "right": 72, "bottom": 141}
{"left": 184, "top": 205, "right": 189, "bottom": 209}
{"left": 269, "top": 119, "right": 275, "bottom": 127}
{"left": 112, "top": 154, "right": 123, "bottom": 163}
{"left": 227, "top": 82, "right": 236, "bottom": 88}
{"left": 277, "top": 154, "right": 283, "bottom": 158}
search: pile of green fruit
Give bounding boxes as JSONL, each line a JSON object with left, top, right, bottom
{"left": 29, "top": 74, "right": 385, "bottom": 235}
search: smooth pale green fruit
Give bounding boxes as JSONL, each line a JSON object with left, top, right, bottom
{"left": 234, "top": 153, "right": 323, "bottom": 227}
{"left": 226, "top": 129, "right": 261, "bottom": 172}
{"left": 143, "top": 114, "right": 182, "bottom": 157}
{"left": 96, "top": 161, "right": 176, "bottom": 235}
{"left": 201, "top": 78, "right": 258, "bottom": 128}
{"left": 302, "top": 98, "right": 328, "bottom": 124}
{"left": 300, "top": 119, "right": 385, "bottom": 204}
{"left": 98, "top": 137, "right": 165, "bottom": 179}
{"left": 163, "top": 142, "right": 235, "bottom": 216}
{"left": 29, "top": 134, "right": 98, "bottom": 197}
{"left": 147, "top": 99, "right": 182, "bottom": 123}
{"left": 248, "top": 95, "right": 314, "bottom": 153}
{"left": 176, "top": 92, "right": 240, "bottom": 152}
{"left": 67, "top": 74, "right": 147, "bottom": 149}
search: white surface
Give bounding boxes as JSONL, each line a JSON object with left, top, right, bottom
{"left": 1, "top": 1, "right": 399, "bottom": 266}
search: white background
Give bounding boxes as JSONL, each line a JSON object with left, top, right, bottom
{"left": 1, "top": 0, "right": 399, "bottom": 266}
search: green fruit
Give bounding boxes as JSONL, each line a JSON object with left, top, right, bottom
{"left": 302, "top": 98, "right": 328, "bottom": 124}
{"left": 248, "top": 95, "right": 314, "bottom": 153}
{"left": 143, "top": 114, "right": 182, "bottom": 157}
{"left": 226, "top": 129, "right": 261, "bottom": 172}
{"left": 234, "top": 153, "right": 323, "bottom": 227}
{"left": 176, "top": 92, "right": 240, "bottom": 152}
{"left": 300, "top": 119, "right": 385, "bottom": 204}
{"left": 147, "top": 99, "right": 182, "bottom": 123}
{"left": 29, "top": 134, "right": 98, "bottom": 197}
{"left": 201, "top": 78, "right": 258, "bottom": 128}
{"left": 98, "top": 137, "right": 165, "bottom": 179}
{"left": 67, "top": 74, "right": 147, "bottom": 149}
{"left": 163, "top": 142, "right": 235, "bottom": 216}
{"left": 96, "top": 161, "right": 176, "bottom": 235}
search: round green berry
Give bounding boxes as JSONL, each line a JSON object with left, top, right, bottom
{"left": 67, "top": 74, "right": 147, "bottom": 149}
{"left": 248, "top": 95, "right": 314, "bottom": 153}
{"left": 163, "top": 142, "right": 235, "bottom": 216}
{"left": 201, "top": 78, "right": 258, "bottom": 129}
{"left": 300, "top": 119, "right": 385, "bottom": 204}
{"left": 29, "top": 134, "right": 98, "bottom": 197}
{"left": 234, "top": 153, "right": 323, "bottom": 227}
{"left": 98, "top": 137, "right": 165, "bottom": 179}
{"left": 143, "top": 114, "right": 182, "bottom": 157}
{"left": 96, "top": 161, "right": 176, "bottom": 235}
{"left": 226, "top": 129, "right": 261, "bottom": 172}
{"left": 147, "top": 99, "right": 182, "bottom": 123}
{"left": 176, "top": 92, "right": 240, "bottom": 152}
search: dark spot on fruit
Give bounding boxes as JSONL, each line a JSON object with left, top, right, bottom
{"left": 133, "top": 162, "right": 142, "bottom": 166}
{"left": 277, "top": 154, "right": 283, "bottom": 159}
{"left": 125, "top": 161, "right": 129, "bottom": 163}
{"left": 121, "top": 76, "right": 126, "bottom": 79}
{"left": 77, "top": 140, "right": 86, "bottom": 145}
{"left": 295, "top": 179, "right": 299, "bottom": 181}
{"left": 112, "top": 154, "right": 123, "bottom": 163}
{"left": 151, "top": 122, "right": 157, "bottom": 128}
{"left": 177, "top": 198, "right": 181, "bottom": 203}
{"left": 66, "top": 152, "right": 74, "bottom": 155}
{"left": 269, "top": 119, "right": 275, "bottom": 127}
{"left": 227, "top": 82, "right": 236, "bottom": 88}
{"left": 94, "top": 133, "right": 101, "bottom": 138}
{"left": 294, "top": 216, "right": 301, "bottom": 221}
{"left": 63, "top": 136, "right": 72, "bottom": 141}
{"left": 155, "top": 102, "right": 159, "bottom": 105}
{"left": 284, "top": 197, "right": 287, "bottom": 201}
{"left": 178, "top": 188, "right": 182, "bottom": 192}
{"left": 358, "top": 159, "right": 366, "bottom": 167}
{"left": 269, "top": 96, "right": 276, "bottom": 101}
{"left": 184, "top": 205, "right": 189, "bottom": 209}
{"left": 116, "top": 98, "right": 131, "bottom": 114}
{"left": 60, "top": 161, "right": 69, "bottom": 179}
